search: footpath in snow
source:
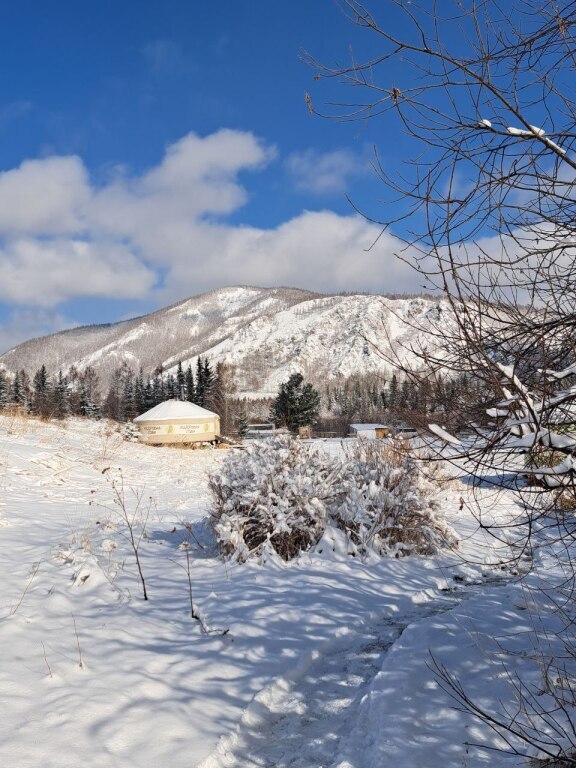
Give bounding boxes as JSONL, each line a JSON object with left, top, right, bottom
{"left": 199, "top": 602, "right": 460, "bottom": 768}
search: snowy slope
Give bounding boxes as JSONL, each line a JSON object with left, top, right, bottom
{"left": 0, "top": 286, "right": 447, "bottom": 396}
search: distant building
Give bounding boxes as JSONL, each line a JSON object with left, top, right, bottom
{"left": 134, "top": 400, "right": 220, "bottom": 444}
{"left": 349, "top": 423, "right": 390, "bottom": 439}
{"left": 243, "top": 423, "right": 276, "bottom": 440}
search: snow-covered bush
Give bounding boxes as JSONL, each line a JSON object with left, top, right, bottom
{"left": 209, "top": 435, "right": 343, "bottom": 562}
{"left": 210, "top": 435, "right": 457, "bottom": 562}
{"left": 335, "top": 440, "right": 458, "bottom": 557}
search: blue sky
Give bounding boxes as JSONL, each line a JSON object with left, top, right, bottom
{"left": 0, "top": 0, "right": 431, "bottom": 352}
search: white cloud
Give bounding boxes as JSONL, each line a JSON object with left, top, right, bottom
{"left": 0, "top": 156, "right": 90, "bottom": 235}
{"left": 0, "top": 239, "right": 156, "bottom": 306}
{"left": 0, "top": 128, "right": 427, "bottom": 332}
{"left": 285, "top": 148, "right": 369, "bottom": 195}
{"left": 152, "top": 211, "right": 422, "bottom": 300}
{"left": 90, "top": 130, "right": 276, "bottom": 246}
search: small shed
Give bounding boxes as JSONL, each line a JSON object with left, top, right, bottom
{"left": 349, "top": 423, "right": 390, "bottom": 439}
{"left": 134, "top": 400, "right": 220, "bottom": 444}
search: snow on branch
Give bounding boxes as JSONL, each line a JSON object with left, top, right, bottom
{"left": 542, "top": 363, "right": 576, "bottom": 381}
{"left": 428, "top": 423, "right": 462, "bottom": 446}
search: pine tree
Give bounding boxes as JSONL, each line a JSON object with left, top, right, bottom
{"left": 151, "top": 374, "right": 165, "bottom": 407}
{"left": 79, "top": 385, "right": 100, "bottom": 418}
{"left": 165, "top": 374, "right": 177, "bottom": 400}
{"left": 236, "top": 408, "right": 249, "bottom": 439}
{"left": 121, "top": 367, "right": 137, "bottom": 422}
{"left": 399, "top": 379, "right": 410, "bottom": 410}
{"left": 144, "top": 379, "right": 155, "bottom": 411}
{"left": 52, "top": 371, "right": 70, "bottom": 419}
{"left": 388, "top": 373, "right": 399, "bottom": 411}
{"left": 298, "top": 382, "right": 322, "bottom": 428}
{"left": 271, "top": 373, "right": 321, "bottom": 432}
{"left": 202, "top": 358, "right": 215, "bottom": 407}
{"left": 380, "top": 387, "right": 388, "bottom": 409}
{"left": 0, "top": 370, "right": 8, "bottom": 409}
{"left": 32, "top": 364, "right": 52, "bottom": 418}
{"left": 194, "top": 357, "right": 215, "bottom": 407}
{"left": 12, "top": 373, "right": 23, "bottom": 407}
{"left": 185, "top": 365, "right": 195, "bottom": 403}
{"left": 134, "top": 367, "right": 146, "bottom": 415}
{"left": 78, "top": 366, "right": 100, "bottom": 419}
{"left": 325, "top": 384, "right": 333, "bottom": 412}
{"left": 176, "top": 362, "right": 186, "bottom": 401}
{"left": 195, "top": 358, "right": 204, "bottom": 405}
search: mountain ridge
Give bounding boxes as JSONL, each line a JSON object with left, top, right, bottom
{"left": 0, "top": 285, "right": 445, "bottom": 397}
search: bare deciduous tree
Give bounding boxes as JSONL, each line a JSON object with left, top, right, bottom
{"left": 308, "top": 1, "right": 576, "bottom": 762}
{"left": 307, "top": 0, "right": 576, "bottom": 524}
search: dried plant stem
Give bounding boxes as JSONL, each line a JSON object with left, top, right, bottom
{"left": 10, "top": 562, "right": 40, "bottom": 616}
{"left": 123, "top": 502, "right": 149, "bottom": 601}
{"left": 41, "top": 641, "right": 53, "bottom": 678}
{"left": 101, "top": 469, "right": 151, "bottom": 601}
{"left": 182, "top": 543, "right": 198, "bottom": 620}
{"left": 72, "top": 614, "right": 83, "bottom": 668}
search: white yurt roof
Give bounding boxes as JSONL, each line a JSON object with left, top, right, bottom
{"left": 134, "top": 400, "right": 218, "bottom": 422}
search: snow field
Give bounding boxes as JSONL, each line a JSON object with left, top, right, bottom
{"left": 0, "top": 415, "right": 558, "bottom": 767}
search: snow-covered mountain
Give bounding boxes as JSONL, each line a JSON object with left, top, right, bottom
{"left": 0, "top": 286, "right": 446, "bottom": 396}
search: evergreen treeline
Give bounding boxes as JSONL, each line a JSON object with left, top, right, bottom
{"left": 0, "top": 358, "right": 494, "bottom": 436}
{"left": 0, "top": 365, "right": 101, "bottom": 419}
{"left": 0, "top": 356, "right": 225, "bottom": 424}
{"left": 322, "top": 371, "right": 494, "bottom": 432}
{"left": 102, "top": 357, "right": 218, "bottom": 422}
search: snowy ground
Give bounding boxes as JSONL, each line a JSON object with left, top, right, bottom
{"left": 0, "top": 415, "right": 566, "bottom": 767}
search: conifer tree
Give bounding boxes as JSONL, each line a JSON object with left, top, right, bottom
{"left": 79, "top": 385, "right": 100, "bottom": 418}
{"left": 121, "top": 367, "right": 137, "bottom": 422}
{"left": 0, "top": 370, "right": 8, "bottom": 409}
{"left": 194, "top": 357, "right": 215, "bottom": 407}
{"left": 298, "top": 381, "right": 322, "bottom": 428}
{"left": 12, "top": 372, "right": 23, "bottom": 407}
{"left": 52, "top": 371, "right": 70, "bottom": 419}
{"left": 388, "top": 373, "right": 399, "bottom": 411}
{"left": 165, "top": 374, "right": 177, "bottom": 401}
{"left": 185, "top": 365, "right": 195, "bottom": 403}
{"left": 202, "top": 358, "right": 215, "bottom": 407}
{"left": 195, "top": 358, "right": 204, "bottom": 405}
{"left": 380, "top": 387, "right": 388, "bottom": 410}
{"left": 151, "top": 374, "right": 165, "bottom": 407}
{"left": 32, "top": 365, "right": 52, "bottom": 418}
{"left": 236, "top": 408, "right": 249, "bottom": 440}
{"left": 144, "top": 379, "right": 155, "bottom": 411}
{"left": 271, "top": 373, "right": 321, "bottom": 432}
{"left": 176, "top": 361, "right": 186, "bottom": 401}
{"left": 134, "top": 367, "right": 146, "bottom": 415}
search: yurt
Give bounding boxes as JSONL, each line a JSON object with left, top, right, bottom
{"left": 134, "top": 400, "right": 220, "bottom": 445}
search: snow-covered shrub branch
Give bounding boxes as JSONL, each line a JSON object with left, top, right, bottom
{"left": 209, "top": 436, "right": 343, "bottom": 562}
{"left": 209, "top": 435, "right": 457, "bottom": 562}
{"left": 334, "top": 440, "right": 458, "bottom": 558}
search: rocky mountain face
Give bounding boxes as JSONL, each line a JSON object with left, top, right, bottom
{"left": 0, "top": 286, "right": 446, "bottom": 397}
